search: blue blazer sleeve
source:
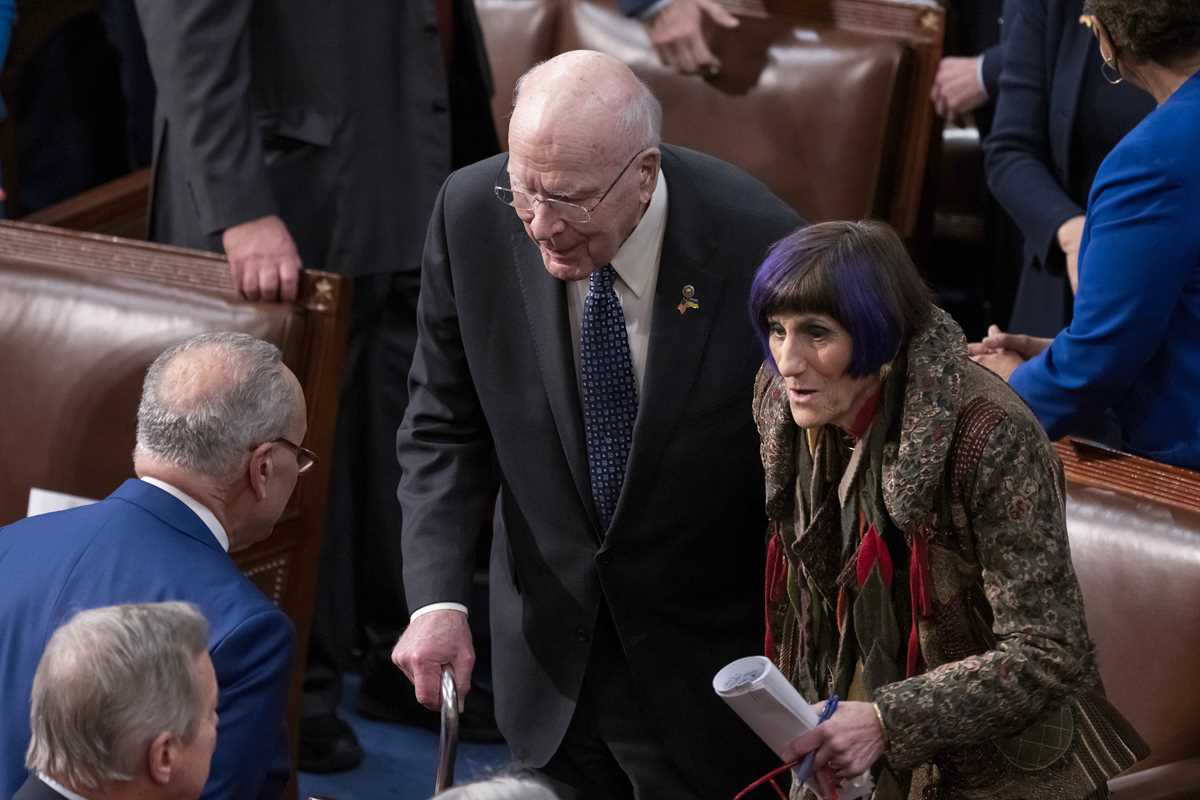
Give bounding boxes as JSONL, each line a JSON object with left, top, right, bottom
{"left": 202, "top": 608, "right": 295, "bottom": 800}
{"left": 984, "top": 0, "right": 1084, "bottom": 269}
{"left": 1009, "top": 133, "right": 1200, "bottom": 438}
{"left": 617, "top": 0, "right": 661, "bottom": 16}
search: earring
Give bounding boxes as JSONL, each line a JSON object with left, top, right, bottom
{"left": 1101, "top": 55, "right": 1124, "bottom": 85}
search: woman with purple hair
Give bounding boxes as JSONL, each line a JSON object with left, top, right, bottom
{"left": 745, "top": 221, "right": 1144, "bottom": 800}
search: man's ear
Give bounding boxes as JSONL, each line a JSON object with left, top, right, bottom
{"left": 247, "top": 442, "right": 274, "bottom": 501}
{"left": 146, "top": 731, "right": 175, "bottom": 786}
{"left": 638, "top": 148, "right": 662, "bottom": 203}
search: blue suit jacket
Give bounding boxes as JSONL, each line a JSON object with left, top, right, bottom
{"left": 1010, "top": 72, "right": 1200, "bottom": 468}
{"left": 0, "top": 480, "right": 294, "bottom": 800}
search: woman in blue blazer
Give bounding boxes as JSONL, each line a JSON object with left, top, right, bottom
{"left": 985, "top": 0, "right": 1153, "bottom": 337}
{"left": 974, "top": 0, "right": 1200, "bottom": 470}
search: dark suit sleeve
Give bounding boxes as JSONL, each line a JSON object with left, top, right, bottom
{"left": 396, "top": 174, "right": 496, "bottom": 611}
{"left": 984, "top": 0, "right": 1083, "bottom": 271}
{"left": 203, "top": 608, "right": 295, "bottom": 800}
{"left": 133, "top": 0, "right": 276, "bottom": 235}
{"left": 981, "top": 41, "right": 1003, "bottom": 98}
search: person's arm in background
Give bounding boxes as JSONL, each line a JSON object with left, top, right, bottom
{"left": 1009, "top": 143, "right": 1198, "bottom": 438}
{"left": 204, "top": 609, "right": 295, "bottom": 800}
{"left": 618, "top": 0, "right": 738, "bottom": 76}
{"left": 132, "top": 0, "right": 300, "bottom": 301}
{"left": 984, "top": 0, "right": 1085, "bottom": 282}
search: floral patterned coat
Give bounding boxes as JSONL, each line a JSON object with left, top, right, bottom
{"left": 752, "top": 308, "right": 1146, "bottom": 799}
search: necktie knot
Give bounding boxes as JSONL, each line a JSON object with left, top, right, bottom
{"left": 589, "top": 264, "right": 616, "bottom": 294}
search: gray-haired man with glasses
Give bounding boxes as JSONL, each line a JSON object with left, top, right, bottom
{"left": 391, "top": 49, "right": 801, "bottom": 798}
{"left": 0, "top": 332, "right": 309, "bottom": 800}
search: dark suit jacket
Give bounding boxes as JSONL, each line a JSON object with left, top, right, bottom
{"left": 134, "top": 0, "right": 495, "bottom": 275}
{"left": 398, "top": 145, "right": 802, "bottom": 794}
{"left": 12, "top": 776, "right": 66, "bottom": 800}
{"left": 0, "top": 480, "right": 294, "bottom": 800}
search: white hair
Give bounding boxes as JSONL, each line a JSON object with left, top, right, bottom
{"left": 434, "top": 777, "right": 561, "bottom": 800}
{"left": 26, "top": 602, "right": 210, "bottom": 790}
{"left": 134, "top": 332, "right": 296, "bottom": 480}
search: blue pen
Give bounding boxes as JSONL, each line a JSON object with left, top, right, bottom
{"left": 791, "top": 694, "right": 840, "bottom": 789}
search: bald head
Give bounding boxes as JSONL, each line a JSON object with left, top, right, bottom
{"left": 134, "top": 332, "right": 303, "bottom": 482}
{"left": 511, "top": 51, "right": 662, "bottom": 164}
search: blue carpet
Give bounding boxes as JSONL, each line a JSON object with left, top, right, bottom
{"left": 298, "top": 675, "right": 512, "bottom": 800}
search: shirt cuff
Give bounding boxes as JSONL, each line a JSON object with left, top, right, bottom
{"left": 975, "top": 56, "right": 989, "bottom": 102}
{"left": 410, "top": 602, "right": 469, "bottom": 621}
{"left": 638, "top": 0, "right": 672, "bottom": 19}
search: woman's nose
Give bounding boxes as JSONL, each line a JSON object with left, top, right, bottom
{"left": 777, "top": 340, "right": 807, "bottom": 376}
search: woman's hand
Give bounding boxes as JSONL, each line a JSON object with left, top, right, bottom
{"left": 783, "top": 701, "right": 884, "bottom": 799}
{"left": 969, "top": 325, "right": 1053, "bottom": 381}
{"left": 1057, "top": 215, "right": 1086, "bottom": 294}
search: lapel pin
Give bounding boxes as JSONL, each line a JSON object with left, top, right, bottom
{"left": 677, "top": 284, "right": 700, "bottom": 315}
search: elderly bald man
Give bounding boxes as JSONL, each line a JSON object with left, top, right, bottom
{"left": 392, "top": 51, "right": 802, "bottom": 797}
{"left": 0, "top": 333, "right": 304, "bottom": 800}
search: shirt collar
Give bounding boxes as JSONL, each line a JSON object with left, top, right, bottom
{"left": 39, "top": 774, "right": 91, "bottom": 800}
{"left": 609, "top": 171, "right": 668, "bottom": 299}
{"left": 139, "top": 477, "right": 230, "bottom": 552}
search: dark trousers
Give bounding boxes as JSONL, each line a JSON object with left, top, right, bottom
{"left": 305, "top": 271, "right": 420, "bottom": 714}
{"left": 534, "top": 609, "right": 701, "bottom": 800}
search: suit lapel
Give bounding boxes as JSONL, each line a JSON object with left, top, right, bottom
{"left": 612, "top": 151, "right": 724, "bottom": 531}
{"left": 509, "top": 227, "right": 601, "bottom": 534}
{"left": 111, "top": 479, "right": 226, "bottom": 553}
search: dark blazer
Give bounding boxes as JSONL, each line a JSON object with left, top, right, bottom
{"left": 398, "top": 145, "right": 802, "bottom": 794}
{"left": 0, "top": 480, "right": 294, "bottom": 800}
{"left": 12, "top": 776, "right": 66, "bottom": 800}
{"left": 1011, "top": 73, "right": 1200, "bottom": 469}
{"left": 134, "top": 0, "right": 495, "bottom": 275}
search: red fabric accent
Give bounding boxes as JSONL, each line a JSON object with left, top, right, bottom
{"left": 436, "top": 0, "right": 455, "bottom": 65}
{"left": 855, "top": 522, "right": 893, "bottom": 588}
{"left": 764, "top": 527, "right": 788, "bottom": 656}
{"left": 843, "top": 388, "right": 882, "bottom": 441}
{"left": 906, "top": 531, "right": 933, "bottom": 677}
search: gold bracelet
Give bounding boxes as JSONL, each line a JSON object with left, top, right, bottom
{"left": 873, "top": 702, "right": 889, "bottom": 749}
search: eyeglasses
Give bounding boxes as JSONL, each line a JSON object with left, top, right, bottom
{"left": 493, "top": 148, "right": 648, "bottom": 225}
{"left": 270, "top": 437, "right": 318, "bottom": 474}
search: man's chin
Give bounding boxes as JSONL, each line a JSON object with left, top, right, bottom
{"left": 541, "top": 254, "right": 596, "bottom": 282}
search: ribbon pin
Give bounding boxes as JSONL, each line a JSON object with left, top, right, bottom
{"left": 677, "top": 284, "right": 700, "bottom": 315}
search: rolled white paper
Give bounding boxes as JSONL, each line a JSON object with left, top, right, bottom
{"left": 713, "top": 656, "right": 875, "bottom": 800}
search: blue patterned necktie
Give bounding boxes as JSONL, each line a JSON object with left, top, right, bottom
{"left": 580, "top": 264, "right": 638, "bottom": 530}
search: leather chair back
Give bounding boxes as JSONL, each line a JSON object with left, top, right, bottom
{"left": 475, "top": 0, "right": 945, "bottom": 239}
{"left": 1057, "top": 440, "right": 1200, "bottom": 798}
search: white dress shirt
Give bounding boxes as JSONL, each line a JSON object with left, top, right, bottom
{"left": 39, "top": 774, "right": 90, "bottom": 800}
{"left": 410, "top": 173, "right": 670, "bottom": 622}
{"left": 140, "top": 476, "right": 230, "bottom": 552}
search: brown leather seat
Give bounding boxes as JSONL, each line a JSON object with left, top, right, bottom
{"left": 476, "top": 0, "right": 946, "bottom": 240}
{"left": 0, "top": 219, "right": 351, "bottom": 782}
{"left": 1058, "top": 440, "right": 1200, "bottom": 799}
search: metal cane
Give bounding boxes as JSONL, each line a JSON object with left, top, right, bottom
{"left": 435, "top": 666, "right": 459, "bottom": 793}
